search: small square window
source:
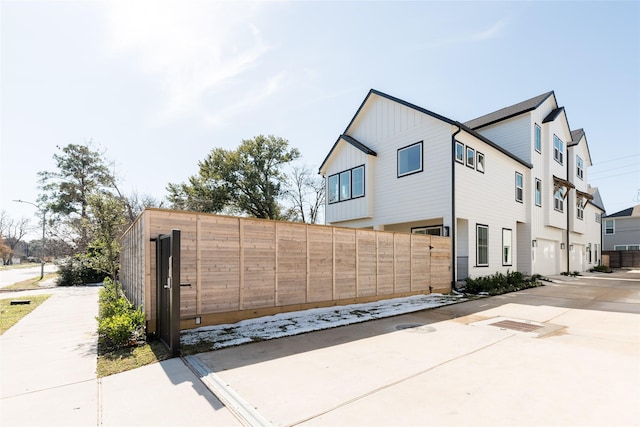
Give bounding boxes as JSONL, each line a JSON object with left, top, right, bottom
{"left": 477, "top": 152, "right": 485, "bottom": 173}
{"left": 455, "top": 141, "right": 464, "bottom": 163}
{"left": 398, "top": 142, "right": 423, "bottom": 177}
{"left": 466, "top": 147, "right": 475, "bottom": 169}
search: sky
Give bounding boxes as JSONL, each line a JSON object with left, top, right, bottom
{"left": 2, "top": 1, "right": 639, "bottom": 240}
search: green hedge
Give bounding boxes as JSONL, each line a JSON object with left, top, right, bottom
{"left": 464, "top": 271, "right": 542, "bottom": 296}
{"left": 97, "top": 278, "right": 145, "bottom": 351}
{"left": 57, "top": 255, "right": 107, "bottom": 286}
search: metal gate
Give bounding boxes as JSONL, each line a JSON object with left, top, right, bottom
{"left": 155, "top": 229, "right": 181, "bottom": 356}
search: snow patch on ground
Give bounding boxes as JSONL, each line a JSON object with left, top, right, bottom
{"left": 181, "top": 293, "right": 468, "bottom": 350}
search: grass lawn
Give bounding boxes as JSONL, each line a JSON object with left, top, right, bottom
{"left": 1, "top": 273, "right": 58, "bottom": 292}
{"left": 97, "top": 340, "right": 172, "bottom": 377}
{"left": 0, "top": 294, "right": 52, "bottom": 334}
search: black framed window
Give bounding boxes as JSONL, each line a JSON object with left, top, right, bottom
{"left": 398, "top": 142, "right": 423, "bottom": 177}
{"left": 477, "top": 224, "right": 488, "bottom": 266}
{"left": 502, "top": 228, "right": 512, "bottom": 266}
{"left": 466, "top": 147, "right": 475, "bottom": 169}
{"left": 455, "top": 141, "right": 464, "bottom": 163}
{"left": 535, "top": 124, "right": 542, "bottom": 153}
{"left": 477, "top": 152, "right": 485, "bottom": 173}
{"left": 515, "top": 172, "right": 523, "bottom": 203}
{"left": 535, "top": 179, "right": 542, "bottom": 207}
{"left": 328, "top": 165, "right": 366, "bottom": 204}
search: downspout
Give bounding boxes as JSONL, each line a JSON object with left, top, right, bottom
{"left": 566, "top": 154, "right": 570, "bottom": 273}
{"left": 451, "top": 124, "right": 462, "bottom": 291}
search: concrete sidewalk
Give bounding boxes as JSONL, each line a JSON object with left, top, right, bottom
{"left": 193, "top": 271, "right": 640, "bottom": 426}
{"left": 0, "top": 286, "right": 240, "bottom": 427}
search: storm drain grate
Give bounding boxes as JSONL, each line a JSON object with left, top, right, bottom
{"left": 490, "top": 319, "right": 543, "bottom": 333}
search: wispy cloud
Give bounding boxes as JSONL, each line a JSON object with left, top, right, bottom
{"left": 103, "top": 1, "right": 275, "bottom": 126}
{"left": 413, "top": 19, "right": 507, "bottom": 50}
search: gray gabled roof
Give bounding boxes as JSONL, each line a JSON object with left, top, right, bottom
{"left": 604, "top": 204, "right": 640, "bottom": 218}
{"left": 588, "top": 186, "right": 606, "bottom": 212}
{"left": 464, "top": 91, "right": 555, "bottom": 130}
{"left": 542, "top": 107, "right": 565, "bottom": 123}
{"left": 321, "top": 89, "right": 533, "bottom": 173}
{"left": 569, "top": 128, "right": 585, "bottom": 146}
{"left": 319, "top": 134, "right": 376, "bottom": 173}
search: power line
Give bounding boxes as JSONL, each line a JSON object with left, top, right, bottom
{"left": 593, "top": 153, "right": 640, "bottom": 165}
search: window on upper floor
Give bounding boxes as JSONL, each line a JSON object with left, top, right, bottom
{"left": 476, "top": 224, "right": 489, "bottom": 266}
{"left": 553, "top": 135, "right": 564, "bottom": 165}
{"left": 466, "top": 147, "right": 475, "bottom": 169}
{"left": 477, "top": 152, "right": 485, "bottom": 173}
{"left": 455, "top": 141, "right": 464, "bottom": 164}
{"left": 554, "top": 188, "right": 564, "bottom": 212}
{"left": 515, "top": 172, "right": 524, "bottom": 203}
{"left": 576, "top": 155, "right": 584, "bottom": 180}
{"left": 595, "top": 213, "right": 601, "bottom": 223}
{"left": 577, "top": 202, "right": 584, "bottom": 220}
{"left": 328, "top": 165, "right": 365, "bottom": 204}
{"left": 535, "top": 179, "right": 542, "bottom": 207}
{"left": 605, "top": 219, "right": 615, "bottom": 234}
{"left": 398, "top": 142, "right": 423, "bottom": 177}
{"left": 535, "top": 124, "right": 542, "bottom": 153}
{"left": 502, "top": 228, "right": 512, "bottom": 266}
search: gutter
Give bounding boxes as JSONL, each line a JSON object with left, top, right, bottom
{"left": 451, "top": 124, "right": 462, "bottom": 291}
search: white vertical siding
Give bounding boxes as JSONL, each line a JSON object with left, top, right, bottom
{"left": 341, "top": 95, "right": 453, "bottom": 228}
{"left": 324, "top": 142, "right": 371, "bottom": 223}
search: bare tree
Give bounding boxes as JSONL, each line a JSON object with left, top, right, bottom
{"left": 284, "top": 165, "right": 325, "bottom": 224}
{"left": 0, "top": 211, "right": 32, "bottom": 264}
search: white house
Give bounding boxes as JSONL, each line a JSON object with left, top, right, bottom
{"left": 319, "top": 89, "right": 604, "bottom": 284}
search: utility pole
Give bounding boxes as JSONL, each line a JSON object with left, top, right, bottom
{"left": 13, "top": 200, "right": 46, "bottom": 280}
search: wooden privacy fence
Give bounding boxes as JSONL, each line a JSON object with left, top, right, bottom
{"left": 602, "top": 251, "right": 640, "bottom": 268}
{"left": 120, "top": 209, "right": 451, "bottom": 331}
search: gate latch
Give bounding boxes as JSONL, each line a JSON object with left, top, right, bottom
{"left": 164, "top": 277, "right": 172, "bottom": 289}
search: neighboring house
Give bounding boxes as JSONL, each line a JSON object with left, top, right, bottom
{"left": 602, "top": 205, "right": 640, "bottom": 251}
{"left": 319, "top": 89, "right": 604, "bottom": 283}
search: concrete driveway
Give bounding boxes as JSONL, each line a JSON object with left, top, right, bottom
{"left": 192, "top": 271, "right": 640, "bottom": 426}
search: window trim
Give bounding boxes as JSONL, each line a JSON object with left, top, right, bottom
{"left": 476, "top": 224, "right": 489, "bottom": 267}
{"left": 553, "top": 134, "right": 564, "bottom": 165}
{"left": 476, "top": 152, "right": 485, "bottom": 173}
{"left": 466, "top": 146, "right": 475, "bottom": 169}
{"left": 502, "top": 228, "right": 512, "bottom": 266}
{"left": 554, "top": 188, "right": 564, "bottom": 212}
{"left": 455, "top": 141, "right": 464, "bottom": 164}
{"left": 397, "top": 142, "right": 423, "bottom": 178}
{"left": 411, "top": 225, "right": 443, "bottom": 236}
{"left": 535, "top": 178, "right": 542, "bottom": 207}
{"left": 534, "top": 123, "right": 542, "bottom": 153}
{"left": 576, "top": 155, "right": 584, "bottom": 180}
{"left": 515, "top": 172, "right": 524, "bottom": 203}
{"left": 327, "top": 164, "right": 366, "bottom": 204}
{"left": 351, "top": 165, "right": 365, "bottom": 198}
{"left": 577, "top": 202, "right": 584, "bottom": 220}
{"left": 604, "top": 219, "right": 615, "bottom": 235}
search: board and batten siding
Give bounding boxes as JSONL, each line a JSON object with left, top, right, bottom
{"left": 324, "top": 141, "right": 373, "bottom": 223}
{"left": 327, "top": 93, "right": 453, "bottom": 228}
{"left": 119, "top": 209, "right": 451, "bottom": 332}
